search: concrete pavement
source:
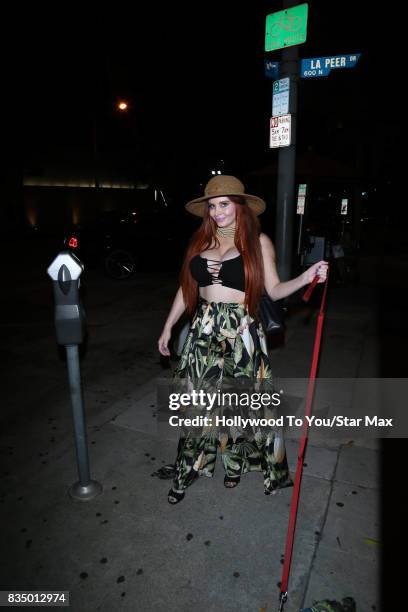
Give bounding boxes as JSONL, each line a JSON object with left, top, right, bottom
{"left": 0, "top": 266, "right": 381, "bottom": 611}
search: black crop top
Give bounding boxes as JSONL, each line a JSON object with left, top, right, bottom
{"left": 189, "top": 254, "right": 245, "bottom": 292}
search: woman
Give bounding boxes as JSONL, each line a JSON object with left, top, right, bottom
{"left": 158, "top": 175, "right": 328, "bottom": 504}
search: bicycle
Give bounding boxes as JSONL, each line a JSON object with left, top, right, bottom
{"left": 270, "top": 13, "right": 302, "bottom": 37}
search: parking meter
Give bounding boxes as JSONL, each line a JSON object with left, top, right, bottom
{"left": 47, "top": 251, "right": 85, "bottom": 345}
{"left": 47, "top": 251, "right": 102, "bottom": 501}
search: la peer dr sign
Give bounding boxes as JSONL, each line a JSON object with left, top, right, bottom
{"left": 300, "top": 53, "right": 361, "bottom": 78}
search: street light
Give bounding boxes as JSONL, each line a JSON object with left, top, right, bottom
{"left": 93, "top": 99, "right": 131, "bottom": 189}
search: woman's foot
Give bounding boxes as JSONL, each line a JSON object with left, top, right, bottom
{"left": 264, "top": 489, "right": 277, "bottom": 496}
{"left": 168, "top": 488, "right": 185, "bottom": 504}
{"left": 224, "top": 475, "right": 241, "bottom": 488}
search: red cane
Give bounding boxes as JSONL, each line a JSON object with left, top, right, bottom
{"left": 278, "top": 267, "right": 329, "bottom": 612}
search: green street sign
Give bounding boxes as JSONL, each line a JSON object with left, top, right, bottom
{"left": 265, "top": 3, "right": 308, "bottom": 52}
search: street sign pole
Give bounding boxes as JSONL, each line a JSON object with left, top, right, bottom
{"left": 275, "top": 41, "right": 299, "bottom": 281}
{"left": 265, "top": 0, "right": 308, "bottom": 280}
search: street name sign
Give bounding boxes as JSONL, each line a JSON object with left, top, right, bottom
{"left": 264, "top": 60, "right": 280, "bottom": 79}
{"left": 265, "top": 3, "right": 308, "bottom": 52}
{"left": 300, "top": 53, "right": 361, "bottom": 78}
{"left": 272, "top": 77, "right": 290, "bottom": 116}
{"left": 270, "top": 114, "right": 291, "bottom": 148}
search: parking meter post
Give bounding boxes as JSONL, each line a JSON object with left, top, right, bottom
{"left": 65, "top": 344, "right": 102, "bottom": 500}
{"left": 47, "top": 251, "right": 102, "bottom": 502}
{"left": 66, "top": 344, "right": 90, "bottom": 485}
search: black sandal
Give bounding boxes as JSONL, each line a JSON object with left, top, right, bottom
{"left": 264, "top": 486, "right": 278, "bottom": 496}
{"left": 224, "top": 475, "right": 241, "bottom": 488}
{"left": 168, "top": 488, "right": 185, "bottom": 504}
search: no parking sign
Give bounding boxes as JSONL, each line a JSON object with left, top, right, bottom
{"left": 269, "top": 114, "right": 291, "bottom": 148}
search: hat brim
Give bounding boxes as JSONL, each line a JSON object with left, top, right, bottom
{"left": 185, "top": 193, "right": 266, "bottom": 217}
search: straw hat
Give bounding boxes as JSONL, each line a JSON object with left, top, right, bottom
{"left": 185, "top": 175, "right": 266, "bottom": 217}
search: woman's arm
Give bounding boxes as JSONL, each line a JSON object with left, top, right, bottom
{"left": 260, "top": 233, "right": 328, "bottom": 301}
{"left": 158, "top": 286, "right": 186, "bottom": 356}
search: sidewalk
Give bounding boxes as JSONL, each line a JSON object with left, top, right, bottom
{"left": 0, "top": 276, "right": 380, "bottom": 611}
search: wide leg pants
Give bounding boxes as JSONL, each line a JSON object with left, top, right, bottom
{"left": 172, "top": 299, "right": 293, "bottom": 494}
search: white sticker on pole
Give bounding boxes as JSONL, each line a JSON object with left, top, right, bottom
{"left": 341, "top": 198, "right": 348, "bottom": 215}
{"left": 297, "top": 184, "right": 307, "bottom": 214}
{"left": 269, "top": 114, "right": 291, "bottom": 148}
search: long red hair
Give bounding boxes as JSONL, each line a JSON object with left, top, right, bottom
{"left": 180, "top": 196, "right": 264, "bottom": 317}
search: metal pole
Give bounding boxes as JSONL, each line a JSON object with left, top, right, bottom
{"left": 66, "top": 344, "right": 90, "bottom": 485}
{"left": 275, "top": 2, "right": 299, "bottom": 281}
{"left": 297, "top": 211, "right": 304, "bottom": 255}
{"left": 66, "top": 344, "right": 102, "bottom": 501}
{"left": 275, "top": 44, "right": 298, "bottom": 281}
{"left": 93, "top": 115, "right": 100, "bottom": 190}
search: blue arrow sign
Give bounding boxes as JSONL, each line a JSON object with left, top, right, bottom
{"left": 264, "top": 60, "right": 280, "bottom": 79}
{"left": 300, "top": 53, "right": 361, "bottom": 78}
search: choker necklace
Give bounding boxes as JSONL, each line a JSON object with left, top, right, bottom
{"left": 216, "top": 224, "right": 236, "bottom": 238}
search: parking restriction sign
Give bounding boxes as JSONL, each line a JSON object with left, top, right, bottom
{"left": 269, "top": 114, "right": 291, "bottom": 148}
{"left": 272, "top": 77, "right": 290, "bottom": 116}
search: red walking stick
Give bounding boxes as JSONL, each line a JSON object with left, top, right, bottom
{"left": 278, "top": 268, "right": 329, "bottom": 612}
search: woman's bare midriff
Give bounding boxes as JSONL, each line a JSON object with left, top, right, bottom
{"left": 199, "top": 285, "right": 245, "bottom": 304}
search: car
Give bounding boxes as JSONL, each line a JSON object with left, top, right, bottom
{"left": 63, "top": 189, "right": 195, "bottom": 279}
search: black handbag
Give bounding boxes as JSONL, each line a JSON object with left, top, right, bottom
{"left": 258, "top": 291, "right": 285, "bottom": 334}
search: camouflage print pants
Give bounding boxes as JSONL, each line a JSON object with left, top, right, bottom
{"left": 171, "top": 299, "right": 293, "bottom": 494}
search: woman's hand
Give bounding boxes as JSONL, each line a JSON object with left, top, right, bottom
{"left": 158, "top": 325, "right": 172, "bottom": 356}
{"left": 302, "top": 260, "right": 329, "bottom": 285}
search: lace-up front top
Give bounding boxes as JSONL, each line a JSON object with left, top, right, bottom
{"left": 189, "top": 254, "right": 245, "bottom": 292}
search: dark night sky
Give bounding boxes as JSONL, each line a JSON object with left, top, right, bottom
{"left": 24, "top": 1, "right": 399, "bottom": 182}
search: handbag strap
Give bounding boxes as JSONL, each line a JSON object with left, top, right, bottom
{"left": 278, "top": 269, "right": 330, "bottom": 612}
